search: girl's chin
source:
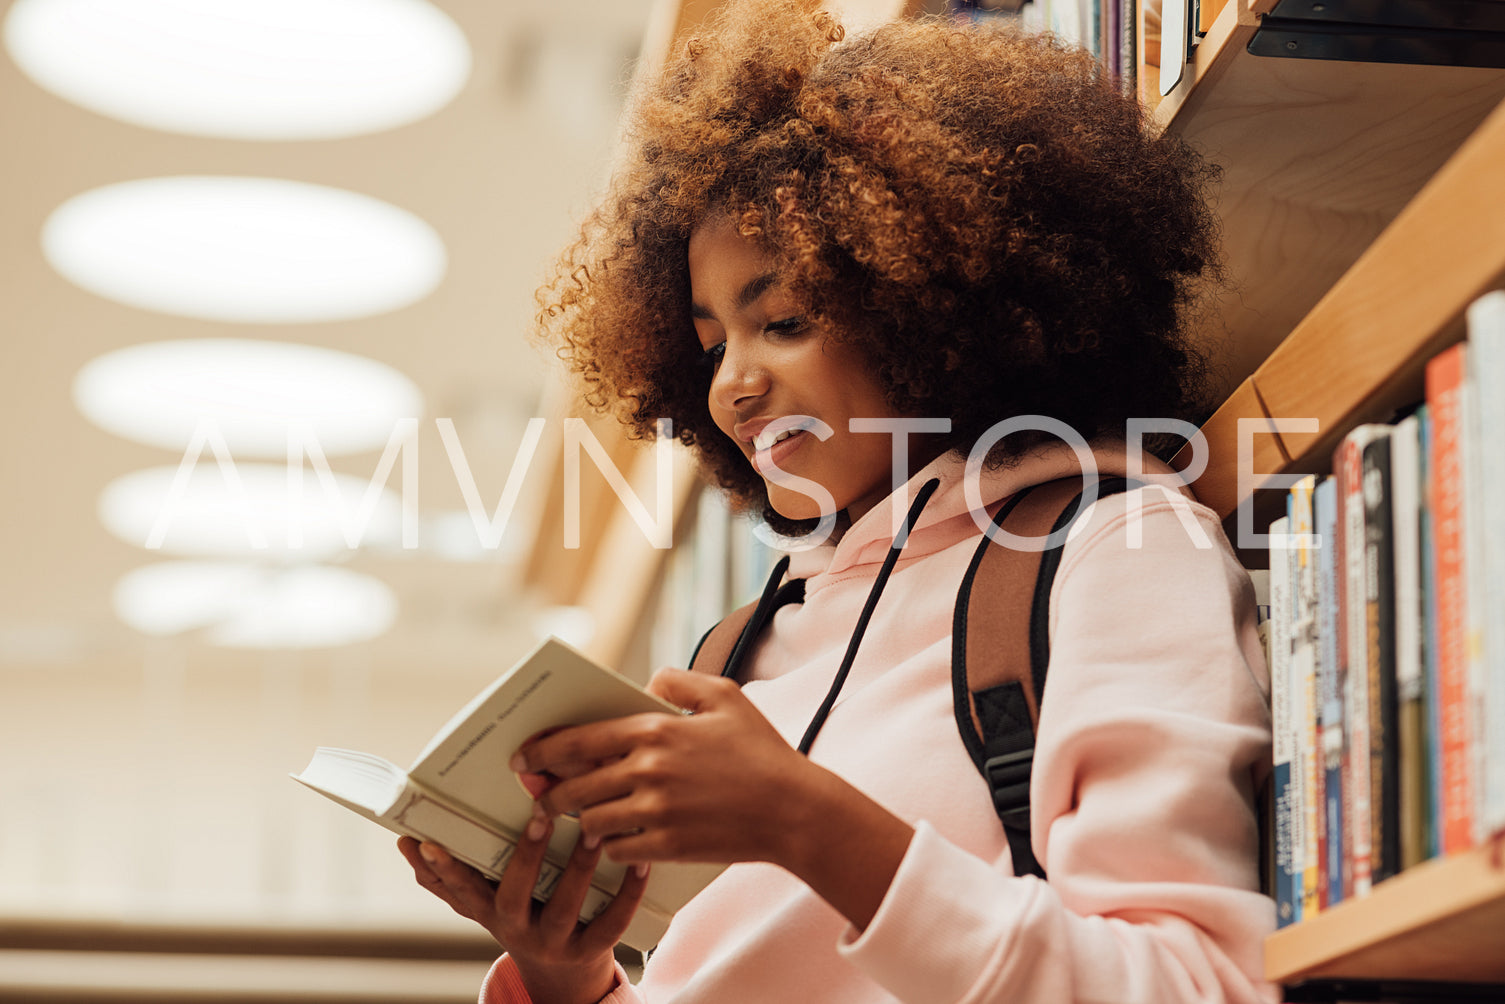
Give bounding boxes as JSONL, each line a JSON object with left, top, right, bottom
{"left": 764, "top": 487, "right": 838, "bottom": 524}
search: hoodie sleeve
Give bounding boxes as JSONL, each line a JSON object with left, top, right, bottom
{"left": 836, "top": 490, "right": 1279, "bottom": 1004}
{"left": 480, "top": 956, "right": 641, "bottom": 1004}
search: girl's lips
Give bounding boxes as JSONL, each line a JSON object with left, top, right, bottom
{"left": 752, "top": 428, "right": 810, "bottom": 474}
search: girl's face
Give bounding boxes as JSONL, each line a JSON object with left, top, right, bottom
{"left": 688, "top": 217, "right": 911, "bottom": 525}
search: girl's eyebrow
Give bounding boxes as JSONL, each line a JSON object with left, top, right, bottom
{"left": 690, "top": 271, "right": 782, "bottom": 320}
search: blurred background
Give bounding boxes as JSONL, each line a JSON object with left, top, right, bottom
{"left": 0, "top": 0, "right": 784, "bottom": 998}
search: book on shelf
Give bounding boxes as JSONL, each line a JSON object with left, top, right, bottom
{"left": 292, "top": 636, "right": 725, "bottom": 952}
{"left": 1426, "top": 343, "right": 1475, "bottom": 855}
{"left": 1360, "top": 429, "right": 1400, "bottom": 885}
{"left": 1465, "top": 291, "right": 1505, "bottom": 840}
{"left": 1336, "top": 424, "right": 1391, "bottom": 897}
{"left": 1459, "top": 327, "right": 1490, "bottom": 854}
{"left": 1290, "top": 475, "right": 1322, "bottom": 918}
{"left": 1389, "top": 412, "right": 1428, "bottom": 872}
{"left": 1270, "top": 513, "right": 1298, "bottom": 927}
{"left": 1417, "top": 404, "right": 1442, "bottom": 862}
{"left": 1313, "top": 475, "right": 1345, "bottom": 907}
{"left": 953, "top": 0, "right": 1140, "bottom": 95}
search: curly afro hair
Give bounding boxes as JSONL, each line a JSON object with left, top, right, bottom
{"left": 536, "top": 0, "right": 1222, "bottom": 536}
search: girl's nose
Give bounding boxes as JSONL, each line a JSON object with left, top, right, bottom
{"left": 709, "top": 337, "right": 768, "bottom": 412}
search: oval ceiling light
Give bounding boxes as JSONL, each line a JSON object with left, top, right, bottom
{"left": 42, "top": 176, "right": 447, "bottom": 323}
{"left": 99, "top": 463, "right": 406, "bottom": 561}
{"left": 3, "top": 0, "right": 469, "bottom": 141}
{"left": 114, "top": 561, "right": 397, "bottom": 648}
{"left": 75, "top": 339, "right": 423, "bottom": 458}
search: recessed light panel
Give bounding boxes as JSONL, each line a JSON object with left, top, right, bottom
{"left": 114, "top": 561, "right": 397, "bottom": 648}
{"left": 43, "top": 176, "right": 447, "bottom": 323}
{"left": 75, "top": 339, "right": 423, "bottom": 458}
{"left": 99, "top": 463, "right": 406, "bottom": 561}
{"left": 3, "top": 0, "right": 470, "bottom": 140}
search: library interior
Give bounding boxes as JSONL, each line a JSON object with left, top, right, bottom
{"left": 1, "top": 0, "right": 1502, "bottom": 1001}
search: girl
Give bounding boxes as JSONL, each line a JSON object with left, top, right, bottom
{"left": 399, "top": 5, "right": 1277, "bottom": 1002}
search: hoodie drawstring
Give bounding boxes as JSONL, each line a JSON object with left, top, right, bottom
{"left": 795, "top": 477, "right": 941, "bottom": 755}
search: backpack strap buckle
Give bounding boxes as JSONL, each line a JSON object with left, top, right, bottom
{"left": 983, "top": 747, "right": 1033, "bottom": 821}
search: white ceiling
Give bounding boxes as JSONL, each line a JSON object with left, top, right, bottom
{"left": 0, "top": 0, "right": 658, "bottom": 680}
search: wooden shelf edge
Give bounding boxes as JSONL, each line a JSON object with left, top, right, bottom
{"left": 1189, "top": 95, "right": 1505, "bottom": 519}
{"left": 1254, "top": 94, "right": 1505, "bottom": 466}
{"left": 1264, "top": 837, "right": 1505, "bottom": 984}
{"left": 1176, "top": 377, "right": 1287, "bottom": 522}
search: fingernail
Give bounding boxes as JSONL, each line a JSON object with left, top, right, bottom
{"left": 582, "top": 832, "right": 600, "bottom": 850}
{"left": 526, "top": 817, "right": 548, "bottom": 842}
{"left": 509, "top": 752, "right": 527, "bottom": 773}
{"left": 419, "top": 843, "right": 440, "bottom": 864}
{"left": 635, "top": 863, "right": 650, "bottom": 879}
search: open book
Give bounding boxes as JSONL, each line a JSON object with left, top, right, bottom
{"left": 292, "top": 637, "right": 725, "bottom": 951}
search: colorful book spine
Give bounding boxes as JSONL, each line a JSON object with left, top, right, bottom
{"left": 1290, "top": 475, "right": 1322, "bottom": 915}
{"left": 1426, "top": 346, "right": 1474, "bottom": 854}
{"left": 1338, "top": 425, "right": 1388, "bottom": 895}
{"left": 1426, "top": 344, "right": 1474, "bottom": 854}
{"left": 1270, "top": 513, "right": 1298, "bottom": 927}
{"left": 1465, "top": 291, "right": 1504, "bottom": 840}
{"left": 1361, "top": 431, "right": 1400, "bottom": 884}
{"left": 1390, "top": 413, "right": 1427, "bottom": 871}
{"left": 1314, "top": 476, "right": 1345, "bottom": 905}
{"left": 1417, "top": 405, "right": 1442, "bottom": 861}
{"left": 1333, "top": 437, "right": 1355, "bottom": 902}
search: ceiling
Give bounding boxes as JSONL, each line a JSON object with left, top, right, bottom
{"left": 0, "top": 0, "right": 660, "bottom": 683}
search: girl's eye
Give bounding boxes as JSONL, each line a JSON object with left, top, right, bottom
{"left": 700, "top": 342, "right": 726, "bottom": 370}
{"left": 765, "top": 317, "right": 805, "bottom": 336}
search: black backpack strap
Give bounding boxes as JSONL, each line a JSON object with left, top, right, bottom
{"left": 953, "top": 476, "right": 1132, "bottom": 880}
{"left": 689, "top": 555, "right": 806, "bottom": 682}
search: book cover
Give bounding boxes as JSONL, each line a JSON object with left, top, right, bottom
{"left": 1426, "top": 344, "right": 1474, "bottom": 855}
{"left": 1270, "top": 513, "right": 1298, "bottom": 927}
{"left": 1466, "top": 292, "right": 1505, "bottom": 839}
{"left": 1459, "top": 352, "right": 1488, "bottom": 850}
{"left": 1337, "top": 424, "right": 1390, "bottom": 896}
{"left": 1389, "top": 413, "right": 1427, "bottom": 871}
{"left": 1332, "top": 440, "right": 1355, "bottom": 904}
{"left": 292, "top": 636, "right": 725, "bottom": 951}
{"left": 1361, "top": 431, "right": 1399, "bottom": 884}
{"left": 1417, "top": 405, "right": 1442, "bottom": 861}
{"left": 1314, "top": 475, "right": 1344, "bottom": 906}
{"left": 1290, "top": 475, "right": 1321, "bottom": 916}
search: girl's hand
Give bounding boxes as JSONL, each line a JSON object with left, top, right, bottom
{"left": 397, "top": 824, "right": 648, "bottom": 1004}
{"left": 514, "top": 669, "right": 817, "bottom": 869}
{"left": 514, "top": 668, "right": 914, "bottom": 932}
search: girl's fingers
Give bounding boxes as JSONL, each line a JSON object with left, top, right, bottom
{"left": 398, "top": 837, "right": 457, "bottom": 903}
{"left": 513, "top": 716, "right": 647, "bottom": 776}
{"left": 536, "top": 761, "right": 637, "bottom": 820}
{"left": 537, "top": 831, "right": 604, "bottom": 940}
{"left": 577, "top": 863, "right": 652, "bottom": 959}
{"left": 397, "top": 837, "right": 480, "bottom": 919}
{"left": 416, "top": 842, "right": 498, "bottom": 921}
{"left": 575, "top": 795, "right": 661, "bottom": 849}
{"left": 493, "top": 816, "right": 554, "bottom": 919}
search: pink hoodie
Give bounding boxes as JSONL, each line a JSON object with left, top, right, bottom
{"left": 483, "top": 443, "right": 1279, "bottom": 1004}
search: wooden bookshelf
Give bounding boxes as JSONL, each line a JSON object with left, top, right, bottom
{"left": 1155, "top": 0, "right": 1505, "bottom": 402}
{"left": 1265, "top": 839, "right": 1505, "bottom": 983}
{"left": 1181, "top": 94, "right": 1505, "bottom": 522}
{"left": 1159, "top": 10, "right": 1505, "bottom": 988}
